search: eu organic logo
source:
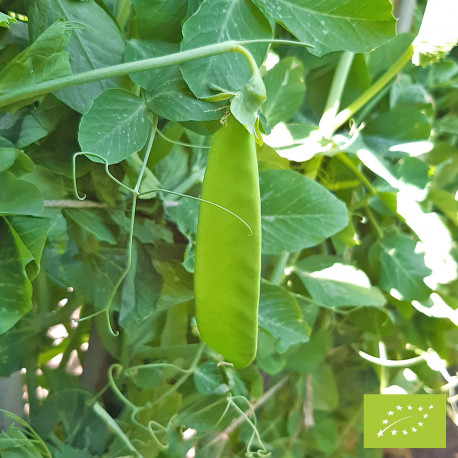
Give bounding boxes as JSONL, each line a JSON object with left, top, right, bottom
{"left": 364, "top": 394, "right": 446, "bottom": 448}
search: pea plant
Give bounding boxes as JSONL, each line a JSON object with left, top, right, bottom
{"left": 0, "top": 0, "right": 457, "bottom": 456}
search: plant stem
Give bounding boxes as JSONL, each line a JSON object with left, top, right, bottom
{"left": 44, "top": 199, "right": 107, "bottom": 208}
{"left": 319, "top": 51, "right": 355, "bottom": 138}
{"left": 269, "top": 252, "right": 290, "bottom": 285}
{"left": 133, "top": 115, "right": 158, "bottom": 195}
{"left": 25, "top": 354, "right": 38, "bottom": 418}
{"left": 336, "top": 153, "right": 377, "bottom": 195}
{"left": 33, "top": 268, "right": 50, "bottom": 314}
{"left": 365, "top": 206, "right": 383, "bottom": 239}
{"left": 208, "top": 376, "right": 288, "bottom": 446}
{"left": 0, "top": 41, "right": 256, "bottom": 109}
{"left": 115, "top": 0, "right": 131, "bottom": 31}
{"left": 333, "top": 45, "right": 413, "bottom": 131}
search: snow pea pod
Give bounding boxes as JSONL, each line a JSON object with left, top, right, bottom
{"left": 194, "top": 116, "right": 261, "bottom": 368}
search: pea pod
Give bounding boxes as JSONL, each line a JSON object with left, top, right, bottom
{"left": 194, "top": 116, "right": 261, "bottom": 368}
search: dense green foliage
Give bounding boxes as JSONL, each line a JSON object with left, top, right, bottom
{"left": 0, "top": 0, "right": 457, "bottom": 456}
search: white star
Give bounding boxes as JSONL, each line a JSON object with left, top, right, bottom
{"left": 392, "top": 429, "right": 397, "bottom": 435}
{"left": 377, "top": 430, "right": 383, "bottom": 437}
{"left": 382, "top": 419, "right": 388, "bottom": 424}
{"left": 429, "top": 405, "right": 434, "bottom": 410}
{"left": 418, "top": 422, "right": 423, "bottom": 427}
{"left": 418, "top": 406, "right": 423, "bottom": 411}
{"left": 412, "top": 427, "right": 417, "bottom": 432}
{"left": 403, "top": 430, "right": 408, "bottom": 435}
{"left": 396, "top": 405, "right": 402, "bottom": 410}
{"left": 407, "top": 405, "right": 412, "bottom": 410}
{"left": 423, "top": 413, "right": 428, "bottom": 418}
{"left": 388, "top": 410, "right": 394, "bottom": 416}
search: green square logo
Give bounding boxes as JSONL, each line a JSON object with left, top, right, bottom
{"left": 364, "top": 394, "right": 446, "bottom": 448}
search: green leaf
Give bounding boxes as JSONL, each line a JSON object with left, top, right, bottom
{"left": 364, "top": 107, "right": 431, "bottom": 141}
{"left": 0, "top": 218, "right": 33, "bottom": 335}
{"left": 28, "top": 0, "right": 125, "bottom": 113}
{"left": 367, "top": 33, "right": 414, "bottom": 80}
{"left": 54, "top": 445, "right": 92, "bottom": 458}
{"left": 130, "top": 0, "right": 188, "bottom": 41}
{"left": 16, "top": 97, "right": 71, "bottom": 148}
{"left": 125, "top": 40, "right": 222, "bottom": 122}
{"left": 295, "top": 255, "right": 386, "bottom": 308}
{"left": 0, "top": 426, "right": 42, "bottom": 458}
{"left": 119, "top": 243, "right": 162, "bottom": 327}
{"left": 0, "top": 12, "right": 17, "bottom": 29}
{"left": 259, "top": 283, "right": 310, "bottom": 353}
{"left": 0, "top": 148, "right": 34, "bottom": 175}
{"left": 55, "top": 242, "right": 126, "bottom": 309}
{"left": 259, "top": 170, "right": 349, "bottom": 254}
{"left": 252, "top": 0, "right": 396, "bottom": 56}
{"left": 7, "top": 216, "right": 50, "bottom": 280}
{"left": 153, "top": 260, "right": 194, "bottom": 310}
{"left": 375, "top": 234, "right": 432, "bottom": 301}
{"left": 63, "top": 209, "right": 116, "bottom": 245}
{"left": 0, "top": 20, "right": 72, "bottom": 109}
{"left": 78, "top": 89, "right": 150, "bottom": 165}
{"left": 0, "top": 317, "right": 42, "bottom": 376}
{"left": 312, "top": 364, "right": 338, "bottom": 411}
{"left": 180, "top": 0, "right": 272, "bottom": 99}
{"left": 0, "top": 171, "right": 43, "bottom": 216}
{"left": 230, "top": 71, "right": 266, "bottom": 136}
{"left": 194, "top": 361, "right": 229, "bottom": 395}
{"left": 165, "top": 197, "right": 199, "bottom": 238}
{"left": 285, "top": 329, "right": 332, "bottom": 373}
{"left": 262, "top": 57, "right": 306, "bottom": 127}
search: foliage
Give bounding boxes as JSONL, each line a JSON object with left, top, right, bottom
{"left": 0, "top": 0, "right": 457, "bottom": 457}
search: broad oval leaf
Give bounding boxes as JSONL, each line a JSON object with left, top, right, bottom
{"left": 125, "top": 40, "right": 222, "bottom": 121}
{"left": 252, "top": 0, "right": 396, "bottom": 56}
{"left": 260, "top": 170, "right": 348, "bottom": 254}
{"left": 259, "top": 283, "right": 310, "bottom": 353}
{"left": 78, "top": 89, "right": 150, "bottom": 165}
{"left": 180, "top": 0, "right": 272, "bottom": 99}
{"left": 295, "top": 255, "right": 386, "bottom": 307}
{"left": 28, "top": 0, "right": 125, "bottom": 114}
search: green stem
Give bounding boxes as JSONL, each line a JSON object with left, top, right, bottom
{"left": 333, "top": 45, "right": 413, "bottom": 131}
{"left": 269, "top": 252, "right": 289, "bottom": 285}
{"left": 40, "top": 294, "right": 80, "bottom": 328}
{"left": 0, "top": 42, "right": 255, "bottom": 109}
{"left": 365, "top": 206, "right": 383, "bottom": 239}
{"left": 156, "top": 129, "right": 210, "bottom": 150}
{"left": 115, "top": 0, "right": 131, "bottom": 31}
{"left": 33, "top": 268, "right": 50, "bottom": 314}
{"left": 336, "top": 153, "right": 377, "bottom": 195}
{"left": 25, "top": 354, "right": 38, "bottom": 418}
{"left": 133, "top": 115, "right": 158, "bottom": 194}
{"left": 75, "top": 117, "right": 157, "bottom": 333}
{"left": 58, "top": 323, "right": 85, "bottom": 370}
{"left": 358, "top": 349, "right": 424, "bottom": 367}
{"left": 319, "top": 51, "right": 355, "bottom": 138}
{"left": 149, "top": 343, "right": 205, "bottom": 408}
{"left": 239, "top": 39, "right": 312, "bottom": 49}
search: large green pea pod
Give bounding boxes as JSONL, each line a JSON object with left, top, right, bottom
{"left": 194, "top": 116, "right": 261, "bottom": 368}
